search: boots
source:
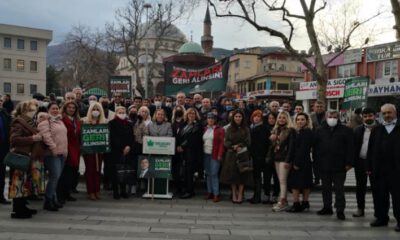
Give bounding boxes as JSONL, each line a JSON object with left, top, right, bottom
{"left": 53, "top": 197, "right": 63, "bottom": 209}
{"left": 43, "top": 197, "right": 58, "bottom": 211}
{"left": 11, "top": 198, "right": 32, "bottom": 219}
{"left": 286, "top": 202, "right": 302, "bottom": 213}
{"left": 301, "top": 201, "right": 310, "bottom": 212}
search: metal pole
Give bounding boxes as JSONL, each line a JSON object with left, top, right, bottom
{"left": 144, "top": 3, "right": 152, "bottom": 99}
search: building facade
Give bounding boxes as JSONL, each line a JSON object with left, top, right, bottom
{"left": 0, "top": 24, "right": 52, "bottom": 102}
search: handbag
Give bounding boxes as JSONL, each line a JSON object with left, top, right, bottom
{"left": 235, "top": 147, "right": 253, "bottom": 173}
{"left": 3, "top": 151, "right": 31, "bottom": 172}
{"left": 116, "top": 156, "right": 136, "bottom": 185}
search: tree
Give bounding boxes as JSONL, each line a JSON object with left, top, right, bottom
{"left": 107, "top": 0, "right": 193, "bottom": 97}
{"left": 391, "top": 0, "right": 400, "bottom": 40}
{"left": 62, "top": 25, "right": 119, "bottom": 91}
{"left": 208, "top": 0, "right": 381, "bottom": 104}
{"left": 46, "top": 65, "right": 62, "bottom": 96}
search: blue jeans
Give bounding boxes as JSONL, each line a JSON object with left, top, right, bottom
{"left": 204, "top": 154, "right": 220, "bottom": 195}
{"left": 45, "top": 155, "right": 64, "bottom": 199}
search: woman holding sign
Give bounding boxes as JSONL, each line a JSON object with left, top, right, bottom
{"left": 82, "top": 102, "right": 107, "bottom": 201}
{"left": 109, "top": 106, "right": 134, "bottom": 199}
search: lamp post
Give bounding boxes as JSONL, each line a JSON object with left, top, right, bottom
{"left": 144, "top": 3, "right": 152, "bottom": 99}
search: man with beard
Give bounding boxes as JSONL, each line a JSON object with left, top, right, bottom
{"left": 193, "top": 94, "right": 203, "bottom": 112}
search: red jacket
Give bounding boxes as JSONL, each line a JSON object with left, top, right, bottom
{"left": 203, "top": 126, "right": 225, "bottom": 161}
{"left": 62, "top": 116, "right": 81, "bottom": 169}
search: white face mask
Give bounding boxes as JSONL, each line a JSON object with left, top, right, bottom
{"left": 117, "top": 113, "right": 127, "bottom": 119}
{"left": 26, "top": 111, "right": 36, "bottom": 119}
{"left": 91, "top": 110, "right": 100, "bottom": 118}
{"left": 154, "top": 101, "right": 162, "bottom": 107}
{"left": 89, "top": 100, "right": 96, "bottom": 105}
{"left": 327, "top": 118, "right": 338, "bottom": 127}
{"left": 165, "top": 103, "right": 172, "bottom": 107}
{"left": 43, "top": 102, "right": 49, "bottom": 108}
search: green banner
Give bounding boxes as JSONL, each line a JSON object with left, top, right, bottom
{"left": 81, "top": 124, "right": 110, "bottom": 154}
{"left": 138, "top": 155, "right": 172, "bottom": 179}
{"left": 342, "top": 77, "right": 369, "bottom": 110}
{"left": 164, "top": 58, "right": 229, "bottom": 96}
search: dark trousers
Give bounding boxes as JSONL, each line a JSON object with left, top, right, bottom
{"left": 57, "top": 165, "right": 75, "bottom": 200}
{"left": 354, "top": 159, "right": 369, "bottom": 210}
{"left": 0, "top": 156, "right": 6, "bottom": 199}
{"left": 371, "top": 173, "right": 400, "bottom": 223}
{"left": 321, "top": 171, "right": 346, "bottom": 212}
{"left": 252, "top": 156, "right": 265, "bottom": 201}
{"left": 103, "top": 153, "right": 112, "bottom": 188}
{"left": 182, "top": 150, "right": 196, "bottom": 194}
{"left": 312, "top": 159, "right": 321, "bottom": 184}
{"left": 264, "top": 160, "right": 280, "bottom": 197}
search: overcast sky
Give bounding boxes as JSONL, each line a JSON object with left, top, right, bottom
{"left": 0, "top": 0, "right": 396, "bottom": 51}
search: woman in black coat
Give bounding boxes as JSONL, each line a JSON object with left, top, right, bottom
{"left": 287, "top": 112, "right": 313, "bottom": 212}
{"left": 109, "top": 106, "right": 134, "bottom": 199}
{"left": 248, "top": 110, "right": 270, "bottom": 204}
{"left": 176, "top": 107, "right": 203, "bottom": 199}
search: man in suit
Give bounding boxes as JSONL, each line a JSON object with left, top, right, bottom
{"left": 310, "top": 100, "right": 326, "bottom": 186}
{"left": 352, "top": 108, "right": 377, "bottom": 218}
{"left": 314, "top": 110, "right": 354, "bottom": 220}
{"left": 0, "top": 106, "right": 11, "bottom": 204}
{"left": 139, "top": 158, "right": 155, "bottom": 179}
{"left": 368, "top": 103, "right": 400, "bottom": 232}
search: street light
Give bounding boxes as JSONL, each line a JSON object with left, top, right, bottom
{"left": 144, "top": 3, "right": 152, "bottom": 99}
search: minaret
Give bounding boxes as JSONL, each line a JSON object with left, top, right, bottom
{"left": 201, "top": 5, "right": 214, "bottom": 57}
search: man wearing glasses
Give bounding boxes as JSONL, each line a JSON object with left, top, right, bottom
{"left": 368, "top": 103, "right": 400, "bottom": 232}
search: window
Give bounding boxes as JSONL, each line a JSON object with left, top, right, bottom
{"left": 257, "top": 82, "right": 264, "bottom": 90}
{"left": 3, "top": 58, "right": 11, "bottom": 70}
{"left": 277, "top": 83, "right": 289, "bottom": 90}
{"left": 384, "top": 61, "right": 392, "bottom": 76}
{"left": 338, "top": 64, "right": 356, "bottom": 78}
{"left": 30, "top": 84, "right": 37, "bottom": 94}
{"left": 30, "top": 61, "right": 38, "bottom": 72}
{"left": 17, "top": 84, "right": 24, "bottom": 94}
{"left": 17, "top": 39, "right": 25, "bottom": 50}
{"left": 30, "top": 40, "right": 38, "bottom": 51}
{"left": 244, "top": 60, "right": 251, "bottom": 69}
{"left": 278, "top": 64, "right": 286, "bottom": 71}
{"left": 16, "top": 60, "right": 25, "bottom": 71}
{"left": 235, "top": 60, "right": 240, "bottom": 68}
{"left": 3, "top": 83, "right": 11, "bottom": 93}
{"left": 4, "top": 37, "right": 11, "bottom": 48}
{"left": 268, "top": 63, "right": 276, "bottom": 70}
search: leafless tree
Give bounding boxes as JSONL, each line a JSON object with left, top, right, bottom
{"left": 391, "top": 0, "right": 400, "bottom": 40}
{"left": 107, "top": 0, "right": 195, "bottom": 97}
{"left": 209, "top": 0, "right": 381, "bottom": 104}
{"left": 62, "top": 25, "right": 119, "bottom": 91}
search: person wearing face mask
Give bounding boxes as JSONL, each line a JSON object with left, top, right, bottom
{"left": 163, "top": 97, "right": 173, "bottom": 122}
{"left": 313, "top": 110, "right": 354, "bottom": 220}
{"left": 38, "top": 102, "right": 68, "bottom": 211}
{"left": 367, "top": 104, "right": 400, "bottom": 232}
{"left": 82, "top": 102, "right": 107, "bottom": 200}
{"left": 8, "top": 101, "right": 45, "bottom": 218}
{"left": 109, "top": 106, "right": 134, "bottom": 199}
{"left": 352, "top": 108, "right": 377, "bottom": 218}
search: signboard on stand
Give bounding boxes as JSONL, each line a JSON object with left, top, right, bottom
{"left": 143, "top": 136, "right": 175, "bottom": 155}
{"left": 109, "top": 76, "right": 132, "bottom": 97}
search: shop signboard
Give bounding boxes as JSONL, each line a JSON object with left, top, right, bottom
{"left": 368, "top": 82, "right": 400, "bottom": 97}
{"left": 366, "top": 42, "right": 400, "bottom": 62}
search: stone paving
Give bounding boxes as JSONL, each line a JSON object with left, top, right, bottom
{"left": 0, "top": 185, "right": 398, "bottom": 240}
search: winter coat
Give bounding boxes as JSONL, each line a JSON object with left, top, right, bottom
{"left": 269, "top": 126, "right": 294, "bottom": 163}
{"left": 249, "top": 122, "right": 270, "bottom": 167}
{"left": 147, "top": 121, "right": 173, "bottom": 137}
{"left": 288, "top": 128, "right": 313, "bottom": 189}
{"left": 62, "top": 116, "right": 81, "bottom": 169}
{"left": 109, "top": 117, "right": 134, "bottom": 165}
{"left": 37, "top": 115, "right": 68, "bottom": 158}
{"left": 313, "top": 122, "right": 354, "bottom": 173}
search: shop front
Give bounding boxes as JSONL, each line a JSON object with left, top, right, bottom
{"left": 367, "top": 82, "right": 400, "bottom": 111}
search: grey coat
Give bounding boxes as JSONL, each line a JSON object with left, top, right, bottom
{"left": 147, "top": 121, "right": 173, "bottom": 137}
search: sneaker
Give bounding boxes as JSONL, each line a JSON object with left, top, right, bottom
{"left": 317, "top": 208, "right": 333, "bottom": 215}
{"left": 272, "top": 201, "right": 288, "bottom": 212}
{"left": 352, "top": 209, "right": 364, "bottom": 218}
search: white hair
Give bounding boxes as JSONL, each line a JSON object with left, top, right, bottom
{"left": 381, "top": 103, "right": 397, "bottom": 113}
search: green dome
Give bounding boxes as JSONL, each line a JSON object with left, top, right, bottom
{"left": 178, "top": 42, "right": 204, "bottom": 55}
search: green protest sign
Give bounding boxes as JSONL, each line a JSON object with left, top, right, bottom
{"left": 81, "top": 124, "right": 110, "bottom": 154}
{"left": 342, "top": 77, "right": 369, "bottom": 110}
{"left": 138, "top": 155, "right": 172, "bottom": 179}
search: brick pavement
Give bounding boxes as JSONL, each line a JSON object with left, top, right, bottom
{"left": 0, "top": 185, "right": 397, "bottom": 240}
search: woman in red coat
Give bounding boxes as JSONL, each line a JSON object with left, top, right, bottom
{"left": 58, "top": 101, "right": 81, "bottom": 203}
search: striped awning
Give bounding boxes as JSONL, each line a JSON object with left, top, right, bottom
{"left": 84, "top": 88, "right": 108, "bottom": 96}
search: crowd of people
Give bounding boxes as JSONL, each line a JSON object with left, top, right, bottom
{"left": 0, "top": 89, "right": 399, "bottom": 232}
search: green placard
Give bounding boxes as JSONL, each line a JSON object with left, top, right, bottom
{"left": 109, "top": 76, "right": 132, "bottom": 98}
{"left": 81, "top": 124, "right": 110, "bottom": 154}
{"left": 342, "top": 77, "right": 369, "bottom": 110}
{"left": 138, "top": 155, "right": 172, "bottom": 179}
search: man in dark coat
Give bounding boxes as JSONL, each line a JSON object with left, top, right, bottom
{"left": 0, "top": 106, "right": 11, "bottom": 204}
{"left": 352, "top": 108, "right": 377, "bottom": 218}
{"left": 313, "top": 110, "right": 354, "bottom": 220}
{"left": 310, "top": 100, "right": 326, "bottom": 186}
{"left": 367, "top": 103, "right": 400, "bottom": 232}
{"left": 2, "top": 94, "right": 14, "bottom": 114}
